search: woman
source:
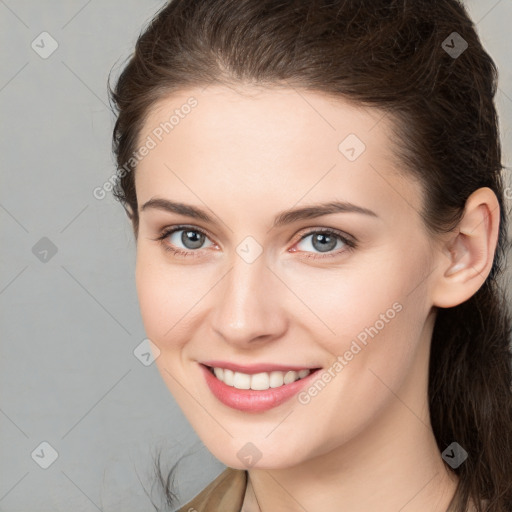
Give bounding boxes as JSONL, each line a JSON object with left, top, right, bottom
{"left": 108, "top": 0, "right": 512, "bottom": 510}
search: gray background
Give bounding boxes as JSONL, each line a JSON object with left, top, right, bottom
{"left": 1, "top": 1, "right": 511, "bottom": 511}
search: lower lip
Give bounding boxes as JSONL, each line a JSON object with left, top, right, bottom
{"left": 200, "top": 364, "right": 321, "bottom": 412}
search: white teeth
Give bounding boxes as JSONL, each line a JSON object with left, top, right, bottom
{"left": 283, "top": 370, "right": 298, "bottom": 384}
{"left": 251, "top": 372, "right": 270, "bottom": 390}
{"left": 223, "top": 368, "right": 234, "bottom": 386}
{"left": 210, "top": 367, "right": 312, "bottom": 390}
{"left": 269, "top": 371, "right": 284, "bottom": 388}
{"left": 233, "top": 372, "right": 251, "bottom": 389}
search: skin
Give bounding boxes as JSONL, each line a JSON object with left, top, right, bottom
{"left": 132, "top": 85, "right": 499, "bottom": 511}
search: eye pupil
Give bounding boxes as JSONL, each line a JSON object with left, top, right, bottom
{"left": 182, "top": 230, "right": 204, "bottom": 249}
{"left": 312, "top": 233, "right": 337, "bottom": 253}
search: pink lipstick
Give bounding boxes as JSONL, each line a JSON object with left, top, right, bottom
{"left": 199, "top": 363, "right": 321, "bottom": 412}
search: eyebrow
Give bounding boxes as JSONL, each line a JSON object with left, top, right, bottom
{"left": 140, "top": 197, "right": 378, "bottom": 228}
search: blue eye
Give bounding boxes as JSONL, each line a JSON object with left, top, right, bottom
{"left": 155, "top": 226, "right": 214, "bottom": 257}
{"left": 153, "top": 225, "right": 356, "bottom": 260}
{"left": 292, "top": 229, "right": 356, "bottom": 259}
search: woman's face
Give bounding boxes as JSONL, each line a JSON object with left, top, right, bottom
{"left": 134, "top": 85, "right": 444, "bottom": 469}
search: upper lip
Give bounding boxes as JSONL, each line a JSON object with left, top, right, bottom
{"left": 200, "top": 360, "right": 321, "bottom": 375}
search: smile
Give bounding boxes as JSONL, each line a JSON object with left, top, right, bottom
{"left": 209, "top": 366, "right": 312, "bottom": 390}
{"left": 199, "top": 363, "right": 322, "bottom": 412}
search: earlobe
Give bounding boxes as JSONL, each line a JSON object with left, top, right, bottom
{"left": 431, "top": 187, "right": 500, "bottom": 308}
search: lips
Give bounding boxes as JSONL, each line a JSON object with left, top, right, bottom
{"left": 200, "top": 360, "right": 320, "bottom": 374}
{"left": 199, "top": 362, "right": 322, "bottom": 412}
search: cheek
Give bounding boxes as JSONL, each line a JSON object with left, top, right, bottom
{"left": 285, "top": 265, "right": 405, "bottom": 343}
{"left": 284, "top": 273, "right": 429, "bottom": 451}
{"left": 288, "top": 251, "right": 430, "bottom": 376}
{"left": 135, "top": 251, "right": 215, "bottom": 350}
{"left": 135, "top": 254, "right": 182, "bottom": 346}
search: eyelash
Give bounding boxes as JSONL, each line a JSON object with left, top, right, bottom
{"left": 152, "top": 225, "right": 357, "bottom": 260}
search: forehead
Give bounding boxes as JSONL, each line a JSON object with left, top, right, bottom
{"left": 141, "top": 84, "right": 392, "bottom": 160}
{"left": 135, "top": 85, "right": 423, "bottom": 224}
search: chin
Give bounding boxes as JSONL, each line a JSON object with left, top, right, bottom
{"left": 204, "top": 439, "right": 308, "bottom": 471}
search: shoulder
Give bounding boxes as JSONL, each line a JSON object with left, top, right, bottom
{"left": 176, "top": 466, "right": 248, "bottom": 512}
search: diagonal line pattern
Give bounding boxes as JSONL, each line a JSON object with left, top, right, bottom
{"left": 464, "top": 202, "right": 500, "bottom": 238}
{"left": 282, "top": 80, "right": 336, "bottom": 131}
{"left": 368, "top": 110, "right": 389, "bottom": 132}
{"left": 0, "top": 203, "right": 29, "bottom": 233}
{"left": 0, "top": 472, "right": 29, "bottom": 503}
{"left": 61, "top": 61, "right": 109, "bottom": 109}
{"left": 61, "top": 369, "right": 131, "bottom": 439}
{"left": 498, "top": 86, "right": 512, "bottom": 107}
{"left": 405, "top": 264, "right": 439, "bottom": 298}
{"left": 164, "top": 163, "right": 234, "bottom": 233}
{"left": 0, "top": 266, "right": 28, "bottom": 295}
{"left": 264, "top": 409, "right": 294, "bottom": 438}
{"left": 0, "top": 62, "right": 29, "bottom": 93}
{"left": 368, "top": 162, "right": 422, "bottom": 216}
{"left": 0, "top": 408, "right": 29, "bottom": 438}
{"left": 61, "top": 470, "right": 103, "bottom": 511}
{"left": 266, "top": 164, "right": 337, "bottom": 235}
{"left": 368, "top": 367, "right": 430, "bottom": 429}
{"left": 60, "top": 204, "right": 89, "bottom": 233}
{"left": 61, "top": 0, "right": 93, "bottom": 29}
{"left": 475, "top": 0, "right": 503, "bottom": 24}
{"left": 0, "top": 0, "right": 29, "bottom": 28}
{"left": 61, "top": 265, "right": 132, "bottom": 335}
{"left": 163, "top": 367, "right": 234, "bottom": 438}
{"left": 398, "top": 471, "right": 439, "bottom": 511}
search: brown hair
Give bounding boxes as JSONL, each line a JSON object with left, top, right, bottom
{"left": 108, "top": 1, "right": 512, "bottom": 510}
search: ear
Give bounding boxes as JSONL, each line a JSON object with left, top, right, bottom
{"left": 431, "top": 187, "right": 500, "bottom": 308}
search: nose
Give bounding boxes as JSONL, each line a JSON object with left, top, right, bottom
{"left": 210, "top": 253, "right": 289, "bottom": 347}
